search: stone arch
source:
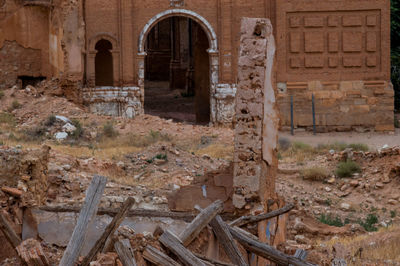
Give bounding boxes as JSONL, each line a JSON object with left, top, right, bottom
{"left": 137, "top": 9, "right": 219, "bottom": 124}
{"left": 138, "top": 9, "right": 218, "bottom": 54}
{"left": 87, "top": 33, "right": 120, "bottom": 86}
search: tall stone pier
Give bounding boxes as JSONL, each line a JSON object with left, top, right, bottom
{"left": 233, "top": 18, "right": 282, "bottom": 260}
{"left": 233, "top": 17, "right": 279, "bottom": 211}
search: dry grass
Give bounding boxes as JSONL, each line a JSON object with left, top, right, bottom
{"left": 301, "top": 166, "right": 330, "bottom": 181}
{"left": 192, "top": 143, "right": 234, "bottom": 160}
{"left": 319, "top": 225, "right": 400, "bottom": 264}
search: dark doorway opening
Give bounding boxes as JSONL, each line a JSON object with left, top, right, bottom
{"left": 144, "top": 17, "right": 210, "bottom": 124}
{"left": 95, "top": 39, "right": 113, "bottom": 86}
{"left": 17, "top": 76, "right": 46, "bottom": 89}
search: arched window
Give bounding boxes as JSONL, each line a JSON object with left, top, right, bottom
{"left": 95, "top": 39, "right": 113, "bottom": 86}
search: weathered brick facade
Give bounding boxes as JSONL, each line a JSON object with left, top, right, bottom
{"left": 0, "top": 0, "right": 393, "bottom": 130}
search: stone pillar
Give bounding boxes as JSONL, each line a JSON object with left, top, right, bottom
{"left": 208, "top": 50, "right": 219, "bottom": 124}
{"left": 170, "top": 17, "right": 181, "bottom": 90}
{"left": 233, "top": 17, "right": 279, "bottom": 214}
{"left": 137, "top": 52, "right": 147, "bottom": 105}
{"left": 87, "top": 52, "right": 96, "bottom": 87}
{"left": 233, "top": 17, "right": 281, "bottom": 264}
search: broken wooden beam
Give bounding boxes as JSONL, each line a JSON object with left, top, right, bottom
{"left": 114, "top": 239, "right": 137, "bottom": 266}
{"left": 38, "top": 205, "right": 237, "bottom": 222}
{"left": 59, "top": 175, "right": 107, "bottom": 266}
{"left": 209, "top": 215, "right": 248, "bottom": 266}
{"left": 229, "top": 227, "right": 315, "bottom": 266}
{"left": 0, "top": 211, "right": 22, "bottom": 248}
{"left": 159, "top": 230, "right": 207, "bottom": 266}
{"left": 81, "top": 196, "right": 135, "bottom": 266}
{"left": 179, "top": 200, "right": 223, "bottom": 246}
{"left": 194, "top": 253, "right": 236, "bottom": 266}
{"left": 16, "top": 238, "right": 50, "bottom": 266}
{"left": 1, "top": 186, "right": 23, "bottom": 198}
{"left": 229, "top": 204, "right": 295, "bottom": 227}
{"left": 143, "top": 245, "right": 181, "bottom": 266}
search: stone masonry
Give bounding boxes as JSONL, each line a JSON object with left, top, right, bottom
{"left": 0, "top": 0, "right": 394, "bottom": 130}
{"left": 233, "top": 18, "right": 278, "bottom": 211}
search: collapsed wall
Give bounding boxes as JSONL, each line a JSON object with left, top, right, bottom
{"left": 0, "top": 146, "right": 50, "bottom": 207}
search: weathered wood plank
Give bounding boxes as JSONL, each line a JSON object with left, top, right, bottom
{"left": 39, "top": 205, "right": 236, "bottom": 222}
{"left": 229, "top": 227, "right": 315, "bottom": 266}
{"left": 81, "top": 197, "right": 135, "bottom": 266}
{"left": 209, "top": 215, "right": 248, "bottom": 266}
{"left": 114, "top": 239, "right": 137, "bottom": 266}
{"left": 59, "top": 175, "right": 107, "bottom": 266}
{"left": 0, "top": 211, "right": 22, "bottom": 248}
{"left": 143, "top": 245, "right": 181, "bottom": 266}
{"left": 159, "top": 230, "right": 206, "bottom": 266}
{"left": 179, "top": 200, "right": 223, "bottom": 246}
{"left": 16, "top": 238, "right": 50, "bottom": 266}
{"left": 229, "top": 204, "right": 294, "bottom": 227}
{"left": 194, "top": 253, "right": 236, "bottom": 266}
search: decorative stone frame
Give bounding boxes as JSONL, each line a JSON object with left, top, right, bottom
{"left": 137, "top": 9, "right": 220, "bottom": 124}
{"left": 87, "top": 33, "right": 120, "bottom": 87}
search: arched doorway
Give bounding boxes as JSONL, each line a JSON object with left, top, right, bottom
{"left": 95, "top": 39, "right": 114, "bottom": 86}
{"left": 143, "top": 17, "right": 210, "bottom": 123}
{"left": 138, "top": 9, "right": 219, "bottom": 125}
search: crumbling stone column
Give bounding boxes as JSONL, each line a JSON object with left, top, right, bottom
{"left": 233, "top": 17, "right": 279, "bottom": 212}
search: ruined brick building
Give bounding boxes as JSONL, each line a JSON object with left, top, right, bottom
{"left": 0, "top": 0, "right": 394, "bottom": 131}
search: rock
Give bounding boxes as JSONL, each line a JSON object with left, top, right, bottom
{"left": 388, "top": 199, "right": 397, "bottom": 205}
{"left": 54, "top": 132, "right": 68, "bottom": 140}
{"left": 294, "top": 235, "right": 309, "bottom": 244}
{"left": 62, "top": 164, "right": 71, "bottom": 171}
{"left": 375, "top": 182, "right": 384, "bottom": 189}
{"left": 325, "top": 187, "right": 332, "bottom": 192}
{"left": 62, "top": 123, "right": 76, "bottom": 133}
{"left": 55, "top": 115, "right": 71, "bottom": 124}
{"left": 327, "top": 177, "right": 336, "bottom": 184}
{"left": 340, "top": 184, "right": 348, "bottom": 191}
{"left": 340, "top": 203, "right": 351, "bottom": 211}
{"left": 350, "top": 180, "right": 359, "bottom": 187}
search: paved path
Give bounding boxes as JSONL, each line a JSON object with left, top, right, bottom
{"left": 280, "top": 129, "right": 400, "bottom": 150}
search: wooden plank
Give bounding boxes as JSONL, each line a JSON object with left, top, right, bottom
{"left": 38, "top": 205, "right": 236, "bottom": 222}
{"left": 81, "top": 197, "right": 135, "bottom": 266}
{"left": 209, "top": 215, "right": 248, "bottom": 266}
{"left": 194, "top": 253, "right": 236, "bottom": 266}
{"left": 229, "top": 204, "right": 294, "bottom": 227}
{"left": 179, "top": 200, "right": 223, "bottom": 246}
{"left": 289, "top": 249, "right": 308, "bottom": 266}
{"left": 229, "top": 227, "right": 315, "bottom": 266}
{"left": 114, "top": 239, "right": 137, "bottom": 266}
{"left": 16, "top": 238, "right": 50, "bottom": 266}
{"left": 1, "top": 186, "right": 23, "bottom": 197}
{"left": 143, "top": 245, "right": 181, "bottom": 266}
{"left": 0, "top": 211, "right": 22, "bottom": 248}
{"left": 59, "top": 175, "right": 107, "bottom": 266}
{"left": 159, "top": 230, "right": 207, "bottom": 266}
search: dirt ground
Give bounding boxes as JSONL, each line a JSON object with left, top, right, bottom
{"left": 0, "top": 85, "right": 399, "bottom": 265}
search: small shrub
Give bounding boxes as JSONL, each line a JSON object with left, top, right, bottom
{"left": 319, "top": 214, "right": 345, "bottom": 227}
{"left": 70, "top": 119, "right": 83, "bottom": 140}
{"left": 24, "top": 126, "right": 47, "bottom": 141}
{"left": 278, "top": 137, "right": 291, "bottom": 151}
{"left": 0, "top": 112, "right": 15, "bottom": 126}
{"left": 292, "top": 141, "right": 313, "bottom": 152}
{"left": 301, "top": 167, "right": 329, "bottom": 181}
{"left": 347, "top": 143, "right": 369, "bottom": 152}
{"left": 335, "top": 160, "right": 361, "bottom": 178}
{"left": 358, "top": 213, "right": 378, "bottom": 232}
{"left": 10, "top": 100, "right": 21, "bottom": 110}
{"left": 391, "top": 210, "right": 397, "bottom": 218}
{"left": 0, "top": 91, "right": 4, "bottom": 99}
{"left": 154, "top": 153, "right": 167, "bottom": 160}
{"left": 103, "top": 122, "right": 118, "bottom": 138}
{"left": 44, "top": 115, "right": 56, "bottom": 127}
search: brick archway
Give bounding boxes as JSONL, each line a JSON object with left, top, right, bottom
{"left": 137, "top": 9, "right": 219, "bottom": 124}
